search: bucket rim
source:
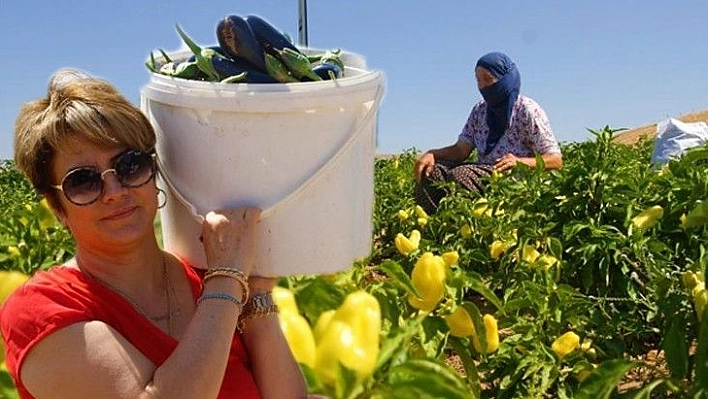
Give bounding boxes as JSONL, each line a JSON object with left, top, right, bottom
{"left": 143, "top": 48, "right": 381, "bottom": 94}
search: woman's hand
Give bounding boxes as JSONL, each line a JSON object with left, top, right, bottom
{"left": 248, "top": 276, "right": 277, "bottom": 295}
{"left": 201, "top": 207, "right": 261, "bottom": 276}
{"left": 414, "top": 152, "right": 436, "bottom": 182}
{"left": 494, "top": 153, "right": 523, "bottom": 172}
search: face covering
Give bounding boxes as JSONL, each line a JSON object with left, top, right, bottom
{"left": 476, "top": 52, "right": 521, "bottom": 155}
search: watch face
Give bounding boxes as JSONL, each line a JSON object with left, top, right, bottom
{"left": 247, "top": 292, "right": 277, "bottom": 314}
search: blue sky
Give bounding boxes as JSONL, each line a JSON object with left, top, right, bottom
{"left": 1, "top": 1, "right": 706, "bottom": 160}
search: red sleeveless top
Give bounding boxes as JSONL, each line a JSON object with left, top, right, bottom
{"left": 0, "top": 261, "right": 261, "bottom": 398}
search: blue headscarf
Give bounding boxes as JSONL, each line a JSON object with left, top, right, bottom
{"left": 476, "top": 52, "right": 521, "bottom": 155}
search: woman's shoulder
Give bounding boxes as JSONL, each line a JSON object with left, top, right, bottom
{"left": 0, "top": 266, "right": 96, "bottom": 376}
{"left": 1, "top": 266, "right": 92, "bottom": 322}
{"left": 514, "top": 95, "right": 549, "bottom": 120}
{"left": 516, "top": 94, "right": 544, "bottom": 109}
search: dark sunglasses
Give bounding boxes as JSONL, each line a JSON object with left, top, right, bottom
{"left": 51, "top": 149, "right": 157, "bottom": 206}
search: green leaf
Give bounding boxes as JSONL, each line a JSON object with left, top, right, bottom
{"left": 174, "top": 24, "right": 219, "bottom": 81}
{"left": 574, "top": 359, "right": 636, "bottom": 399}
{"left": 696, "top": 312, "right": 708, "bottom": 391}
{"left": 383, "top": 358, "right": 471, "bottom": 399}
{"left": 378, "top": 260, "right": 417, "bottom": 295}
{"left": 449, "top": 337, "right": 481, "bottom": 398}
{"left": 374, "top": 314, "right": 425, "bottom": 370}
{"left": 0, "top": 366, "right": 18, "bottom": 399}
{"left": 626, "top": 379, "right": 666, "bottom": 399}
{"left": 462, "top": 270, "right": 503, "bottom": 311}
{"left": 547, "top": 236, "right": 563, "bottom": 258}
{"left": 661, "top": 318, "right": 688, "bottom": 379}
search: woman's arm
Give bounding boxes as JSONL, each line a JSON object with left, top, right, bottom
{"left": 20, "top": 208, "right": 259, "bottom": 399}
{"left": 494, "top": 152, "right": 563, "bottom": 172}
{"left": 21, "top": 283, "right": 244, "bottom": 399}
{"left": 240, "top": 283, "right": 308, "bottom": 399}
{"left": 414, "top": 140, "right": 473, "bottom": 181}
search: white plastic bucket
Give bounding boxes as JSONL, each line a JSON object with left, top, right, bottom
{"left": 140, "top": 50, "right": 385, "bottom": 277}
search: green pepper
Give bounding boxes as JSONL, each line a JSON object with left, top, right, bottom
{"left": 276, "top": 47, "right": 322, "bottom": 81}
{"left": 265, "top": 53, "right": 298, "bottom": 83}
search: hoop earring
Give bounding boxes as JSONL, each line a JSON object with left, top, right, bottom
{"left": 157, "top": 188, "right": 167, "bottom": 209}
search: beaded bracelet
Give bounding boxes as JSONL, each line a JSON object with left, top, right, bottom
{"left": 197, "top": 292, "right": 243, "bottom": 312}
{"left": 203, "top": 267, "right": 249, "bottom": 304}
{"left": 238, "top": 292, "right": 279, "bottom": 333}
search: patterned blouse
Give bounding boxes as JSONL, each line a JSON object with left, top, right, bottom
{"left": 458, "top": 94, "right": 561, "bottom": 165}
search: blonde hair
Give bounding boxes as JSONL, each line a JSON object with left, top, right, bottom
{"left": 14, "top": 69, "right": 156, "bottom": 207}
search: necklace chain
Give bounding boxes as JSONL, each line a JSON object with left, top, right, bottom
{"left": 79, "top": 255, "right": 181, "bottom": 336}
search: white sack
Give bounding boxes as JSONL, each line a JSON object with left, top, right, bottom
{"left": 651, "top": 117, "right": 708, "bottom": 166}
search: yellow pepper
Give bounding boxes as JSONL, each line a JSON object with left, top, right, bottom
{"left": 278, "top": 311, "right": 317, "bottom": 368}
{"left": 396, "top": 209, "right": 409, "bottom": 222}
{"left": 0, "top": 271, "right": 30, "bottom": 363}
{"left": 631, "top": 205, "right": 664, "bottom": 230}
{"left": 417, "top": 217, "right": 428, "bottom": 228}
{"left": 0, "top": 270, "right": 30, "bottom": 305}
{"left": 442, "top": 251, "right": 459, "bottom": 267}
{"left": 407, "top": 252, "right": 447, "bottom": 312}
{"left": 445, "top": 306, "right": 475, "bottom": 337}
{"left": 513, "top": 244, "right": 540, "bottom": 264}
{"left": 536, "top": 254, "right": 560, "bottom": 270}
{"left": 472, "top": 198, "right": 489, "bottom": 218}
{"left": 313, "top": 309, "right": 336, "bottom": 342}
{"left": 552, "top": 331, "right": 580, "bottom": 359}
{"left": 37, "top": 198, "right": 58, "bottom": 230}
{"left": 471, "top": 314, "right": 499, "bottom": 354}
{"left": 683, "top": 271, "right": 700, "bottom": 290}
{"left": 7, "top": 246, "right": 21, "bottom": 258}
{"left": 460, "top": 224, "right": 473, "bottom": 239}
{"left": 489, "top": 240, "right": 508, "bottom": 260}
{"left": 272, "top": 286, "right": 299, "bottom": 315}
{"left": 681, "top": 202, "right": 708, "bottom": 229}
{"left": 314, "top": 291, "right": 381, "bottom": 385}
{"left": 445, "top": 308, "right": 499, "bottom": 354}
{"left": 414, "top": 205, "right": 429, "bottom": 220}
{"left": 395, "top": 229, "right": 421, "bottom": 255}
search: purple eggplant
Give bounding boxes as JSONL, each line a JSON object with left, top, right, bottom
{"left": 212, "top": 55, "right": 278, "bottom": 83}
{"left": 312, "top": 63, "right": 342, "bottom": 80}
{"left": 244, "top": 14, "right": 300, "bottom": 56}
{"left": 216, "top": 15, "right": 266, "bottom": 72}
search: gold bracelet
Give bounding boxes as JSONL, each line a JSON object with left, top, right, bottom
{"left": 238, "top": 292, "right": 279, "bottom": 333}
{"left": 204, "top": 267, "right": 249, "bottom": 304}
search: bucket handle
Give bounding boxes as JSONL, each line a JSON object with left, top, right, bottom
{"left": 157, "top": 84, "right": 383, "bottom": 224}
